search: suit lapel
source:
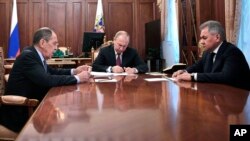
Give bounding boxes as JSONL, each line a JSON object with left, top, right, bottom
{"left": 108, "top": 45, "right": 117, "bottom": 65}
{"left": 211, "top": 41, "right": 227, "bottom": 72}
{"left": 30, "top": 46, "right": 47, "bottom": 70}
{"left": 121, "top": 49, "right": 130, "bottom": 67}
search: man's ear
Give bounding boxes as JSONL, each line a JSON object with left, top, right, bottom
{"left": 39, "top": 39, "right": 46, "bottom": 48}
{"left": 215, "top": 34, "right": 221, "bottom": 41}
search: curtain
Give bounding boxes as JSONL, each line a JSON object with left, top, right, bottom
{"left": 225, "top": 0, "right": 236, "bottom": 43}
{"left": 237, "top": 0, "right": 250, "bottom": 66}
{"left": 161, "top": 0, "right": 180, "bottom": 67}
{"left": 158, "top": 0, "right": 166, "bottom": 41}
{"left": 224, "top": 0, "right": 241, "bottom": 44}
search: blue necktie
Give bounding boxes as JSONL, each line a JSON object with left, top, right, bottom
{"left": 206, "top": 52, "right": 215, "bottom": 72}
{"left": 43, "top": 60, "right": 47, "bottom": 72}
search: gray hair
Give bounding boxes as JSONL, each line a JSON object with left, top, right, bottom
{"left": 199, "top": 20, "right": 226, "bottom": 41}
{"left": 33, "top": 27, "right": 54, "bottom": 45}
{"left": 113, "top": 31, "right": 130, "bottom": 41}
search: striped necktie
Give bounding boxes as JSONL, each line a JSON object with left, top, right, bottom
{"left": 43, "top": 60, "right": 47, "bottom": 72}
{"left": 206, "top": 52, "right": 215, "bottom": 72}
{"left": 116, "top": 53, "right": 121, "bottom": 66}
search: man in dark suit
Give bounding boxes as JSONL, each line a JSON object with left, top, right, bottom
{"left": 92, "top": 31, "right": 148, "bottom": 73}
{"left": 0, "top": 27, "right": 91, "bottom": 132}
{"left": 172, "top": 20, "right": 250, "bottom": 90}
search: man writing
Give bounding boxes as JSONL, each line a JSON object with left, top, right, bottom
{"left": 92, "top": 31, "right": 148, "bottom": 73}
{"left": 172, "top": 20, "right": 250, "bottom": 90}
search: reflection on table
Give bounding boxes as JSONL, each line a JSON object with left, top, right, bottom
{"left": 15, "top": 75, "right": 250, "bottom": 141}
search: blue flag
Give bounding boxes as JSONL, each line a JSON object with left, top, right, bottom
{"left": 8, "top": 0, "right": 20, "bottom": 58}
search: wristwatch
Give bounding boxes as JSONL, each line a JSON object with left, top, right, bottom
{"left": 191, "top": 73, "right": 195, "bottom": 81}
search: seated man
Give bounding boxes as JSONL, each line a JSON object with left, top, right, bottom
{"left": 92, "top": 31, "right": 148, "bottom": 73}
{"left": 0, "top": 27, "right": 91, "bottom": 132}
{"left": 172, "top": 20, "right": 250, "bottom": 90}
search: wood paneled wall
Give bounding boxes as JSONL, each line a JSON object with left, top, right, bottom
{"left": 0, "top": 0, "right": 160, "bottom": 59}
{"left": 178, "top": 0, "right": 225, "bottom": 65}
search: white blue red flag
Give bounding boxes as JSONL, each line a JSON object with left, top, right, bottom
{"left": 8, "top": 0, "right": 20, "bottom": 58}
{"left": 94, "top": 0, "right": 105, "bottom": 32}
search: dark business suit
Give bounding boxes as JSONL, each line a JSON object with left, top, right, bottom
{"left": 186, "top": 41, "right": 250, "bottom": 90}
{"left": 92, "top": 45, "right": 148, "bottom": 73}
{"left": 0, "top": 46, "right": 77, "bottom": 132}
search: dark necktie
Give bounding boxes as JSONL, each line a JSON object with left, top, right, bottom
{"left": 206, "top": 52, "right": 215, "bottom": 72}
{"left": 43, "top": 60, "right": 47, "bottom": 72}
{"left": 116, "top": 54, "right": 121, "bottom": 66}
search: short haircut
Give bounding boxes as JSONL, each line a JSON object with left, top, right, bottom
{"left": 113, "top": 31, "right": 130, "bottom": 40}
{"left": 33, "top": 27, "right": 54, "bottom": 45}
{"left": 199, "top": 20, "right": 226, "bottom": 41}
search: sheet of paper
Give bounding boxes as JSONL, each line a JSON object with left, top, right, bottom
{"left": 166, "top": 77, "right": 176, "bottom": 81}
{"left": 91, "top": 72, "right": 112, "bottom": 77}
{"left": 91, "top": 71, "right": 131, "bottom": 77}
{"left": 163, "top": 76, "right": 176, "bottom": 81}
{"left": 145, "top": 72, "right": 166, "bottom": 76}
{"left": 112, "top": 72, "right": 128, "bottom": 76}
{"left": 144, "top": 78, "right": 169, "bottom": 82}
{"left": 94, "top": 79, "right": 117, "bottom": 83}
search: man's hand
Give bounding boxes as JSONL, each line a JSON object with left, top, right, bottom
{"left": 174, "top": 72, "right": 192, "bottom": 81}
{"left": 124, "top": 67, "right": 137, "bottom": 74}
{"left": 112, "top": 66, "right": 124, "bottom": 73}
{"left": 76, "top": 71, "right": 91, "bottom": 82}
{"left": 74, "top": 65, "right": 92, "bottom": 74}
{"left": 172, "top": 69, "right": 186, "bottom": 78}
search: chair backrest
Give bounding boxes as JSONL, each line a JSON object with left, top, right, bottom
{"left": 91, "top": 41, "right": 113, "bottom": 64}
{"left": 0, "top": 47, "right": 39, "bottom": 141}
{"left": 0, "top": 47, "right": 6, "bottom": 95}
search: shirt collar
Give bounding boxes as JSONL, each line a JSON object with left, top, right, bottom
{"left": 34, "top": 46, "right": 45, "bottom": 62}
{"left": 213, "top": 41, "right": 223, "bottom": 54}
{"left": 114, "top": 48, "right": 123, "bottom": 56}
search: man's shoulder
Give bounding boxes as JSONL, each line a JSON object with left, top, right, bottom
{"left": 17, "top": 46, "right": 38, "bottom": 60}
{"left": 222, "top": 41, "right": 243, "bottom": 54}
{"left": 99, "top": 45, "right": 114, "bottom": 54}
{"left": 124, "top": 47, "right": 138, "bottom": 55}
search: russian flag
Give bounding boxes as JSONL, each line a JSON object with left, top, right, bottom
{"left": 8, "top": 0, "right": 20, "bottom": 58}
{"left": 94, "top": 0, "right": 105, "bottom": 33}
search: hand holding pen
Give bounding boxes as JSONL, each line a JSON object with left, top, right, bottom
{"left": 172, "top": 69, "right": 186, "bottom": 78}
{"left": 123, "top": 67, "right": 137, "bottom": 74}
{"left": 112, "top": 66, "right": 125, "bottom": 73}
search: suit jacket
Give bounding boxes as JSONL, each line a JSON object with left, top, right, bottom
{"left": 92, "top": 45, "right": 148, "bottom": 73}
{"left": 1, "top": 46, "right": 77, "bottom": 132}
{"left": 186, "top": 41, "right": 250, "bottom": 90}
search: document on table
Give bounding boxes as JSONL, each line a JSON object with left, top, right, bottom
{"left": 144, "top": 78, "right": 169, "bottom": 82}
{"left": 91, "top": 72, "right": 112, "bottom": 77}
{"left": 163, "top": 76, "right": 176, "bottom": 81}
{"left": 145, "top": 72, "right": 166, "bottom": 76}
{"left": 94, "top": 79, "right": 117, "bottom": 83}
{"left": 144, "top": 76, "right": 176, "bottom": 82}
{"left": 165, "top": 77, "right": 176, "bottom": 81}
{"left": 91, "top": 71, "right": 133, "bottom": 77}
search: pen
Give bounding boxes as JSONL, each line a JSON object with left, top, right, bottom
{"left": 123, "top": 67, "right": 126, "bottom": 72}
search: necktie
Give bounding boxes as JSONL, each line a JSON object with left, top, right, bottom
{"left": 206, "top": 52, "right": 215, "bottom": 72}
{"left": 43, "top": 60, "right": 47, "bottom": 72}
{"left": 116, "top": 54, "right": 121, "bottom": 66}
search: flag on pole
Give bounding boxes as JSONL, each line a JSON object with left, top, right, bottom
{"left": 94, "top": 0, "right": 105, "bottom": 32}
{"left": 8, "top": 0, "right": 20, "bottom": 58}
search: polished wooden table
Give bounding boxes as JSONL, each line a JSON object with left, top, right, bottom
{"left": 15, "top": 75, "right": 250, "bottom": 141}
